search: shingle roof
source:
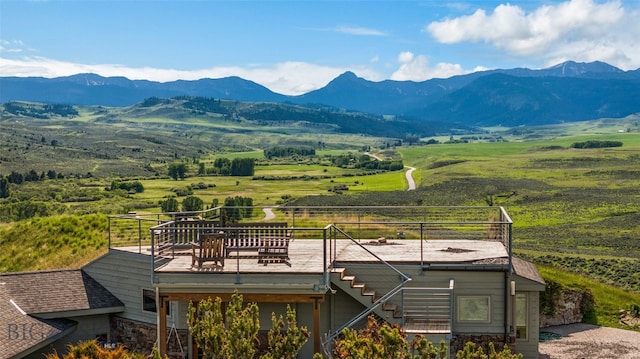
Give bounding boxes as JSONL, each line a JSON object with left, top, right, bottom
{"left": 0, "top": 283, "right": 77, "bottom": 359}
{"left": 0, "top": 269, "right": 124, "bottom": 315}
{"left": 512, "top": 257, "right": 546, "bottom": 286}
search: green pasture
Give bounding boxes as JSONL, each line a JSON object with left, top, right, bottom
{"left": 133, "top": 165, "right": 410, "bottom": 208}
{"left": 3, "top": 112, "right": 640, "bottom": 322}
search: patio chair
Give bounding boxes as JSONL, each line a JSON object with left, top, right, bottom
{"left": 192, "top": 232, "right": 225, "bottom": 268}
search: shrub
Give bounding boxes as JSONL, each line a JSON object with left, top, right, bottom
{"left": 187, "top": 291, "right": 308, "bottom": 359}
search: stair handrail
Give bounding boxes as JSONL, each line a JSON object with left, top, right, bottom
{"left": 329, "top": 224, "right": 411, "bottom": 281}
{"left": 322, "top": 224, "right": 413, "bottom": 354}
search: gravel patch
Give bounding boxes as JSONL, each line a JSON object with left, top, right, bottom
{"left": 538, "top": 323, "right": 640, "bottom": 358}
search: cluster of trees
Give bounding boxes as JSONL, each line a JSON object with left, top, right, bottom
{"left": 159, "top": 195, "right": 207, "bottom": 213}
{"left": 264, "top": 146, "right": 316, "bottom": 159}
{"left": 330, "top": 153, "right": 404, "bottom": 171}
{"left": 180, "top": 96, "right": 229, "bottom": 115}
{"left": 199, "top": 158, "right": 255, "bottom": 176}
{"left": 159, "top": 195, "right": 252, "bottom": 214}
{"left": 3, "top": 101, "right": 78, "bottom": 118}
{"left": 356, "top": 159, "right": 404, "bottom": 171}
{"left": 109, "top": 180, "right": 145, "bottom": 193}
{"left": 1, "top": 169, "right": 67, "bottom": 199}
{"left": 223, "top": 196, "right": 254, "bottom": 222}
{"left": 3, "top": 169, "right": 64, "bottom": 184}
{"left": 570, "top": 140, "right": 623, "bottom": 149}
{"left": 168, "top": 162, "right": 187, "bottom": 180}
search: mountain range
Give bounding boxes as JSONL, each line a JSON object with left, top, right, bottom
{"left": 1, "top": 61, "right": 639, "bottom": 127}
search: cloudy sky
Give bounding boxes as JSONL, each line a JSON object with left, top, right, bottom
{"left": 1, "top": 0, "right": 639, "bottom": 95}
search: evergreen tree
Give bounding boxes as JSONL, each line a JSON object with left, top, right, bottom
{"left": 168, "top": 162, "right": 187, "bottom": 180}
{"left": 187, "top": 291, "right": 309, "bottom": 359}
{"left": 160, "top": 198, "right": 179, "bottom": 213}
{"left": 182, "top": 195, "right": 204, "bottom": 212}
{"left": 0, "top": 177, "right": 9, "bottom": 198}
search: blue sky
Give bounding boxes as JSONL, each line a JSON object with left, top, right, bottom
{"left": 1, "top": 0, "right": 639, "bottom": 95}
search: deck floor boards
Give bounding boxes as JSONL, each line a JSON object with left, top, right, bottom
{"left": 116, "top": 239, "right": 507, "bottom": 274}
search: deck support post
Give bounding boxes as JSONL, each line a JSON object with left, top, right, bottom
{"left": 313, "top": 296, "right": 321, "bottom": 355}
{"left": 158, "top": 295, "right": 168, "bottom": 356}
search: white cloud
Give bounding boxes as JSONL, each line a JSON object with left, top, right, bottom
{"left": 0, "top": 39, "right": 27, "bottom": 53}
{"left": 0, "top": 56, "right": 383, "bottom": 95}
{"left": 425, "top": 0, "right": 640, "bottom": 70}
{"left": 390, "top": 51, "right": 470, "bottom": 81}
{"left": 330, "top": 25, "right": 387, "bottom": 36}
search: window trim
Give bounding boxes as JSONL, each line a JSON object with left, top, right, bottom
{"left": 456, "top": 295, "right": 491, "bottom": 323}
{"left": 141, "top": 288, "right": 157, "bottom": 313}
{"left": 515, "top": 292, "right": 528, "bottom": 340}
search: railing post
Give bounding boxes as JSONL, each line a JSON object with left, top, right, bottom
{"left": 420, "top": 222, "right": 424, "bottom": 268}
{"left": 151, "top": 228, "right": 156, "bottom": 284}
{"left": 138, "top": 217, "right": 142, "bottom": 254}
{"left": 107, "top": 216, "right": 112, "bottom": 250}
{"left": 235, "top": 227, "right": 242, "bottom": 284}
{"left": 322, "top": 227, "right": 327, "bottom": 286}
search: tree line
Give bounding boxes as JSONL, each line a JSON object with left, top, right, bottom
{"left": 159, "top": 195, "right": 253, "bottom": 217}
{"left": 264, "top": 146, "right": 316, "bottom": 159}
{"left": 3, "top": 101, "right": 78, "bottom": 118}
{"left": 570, "top": 140, "right": 623, "bottom": 149}
{"left": 1, "top": 169, "right": 67, "bottom": 199}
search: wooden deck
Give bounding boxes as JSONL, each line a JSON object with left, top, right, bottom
{"left": 116, "top": 238, "right": 507, "bottom": 274}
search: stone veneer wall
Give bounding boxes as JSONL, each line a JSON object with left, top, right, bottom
{"left": 450, "top": 334, "right": 516, "bottom": 355}
{"left": 540, "top": 289, "right": 587, "bottom": 327}
{"left": 110, "top": 317, "right": 189, "bottom": 359}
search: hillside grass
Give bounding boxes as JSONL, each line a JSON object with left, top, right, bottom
{"left": 0, "top": 214, "right": 109, "bottom": 272}
{"left": 538, "top": 265, "right": 640, "bottom": 330}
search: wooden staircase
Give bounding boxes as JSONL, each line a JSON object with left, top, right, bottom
{"left": 330, "top": 267, "right": 401, "bottom": 324}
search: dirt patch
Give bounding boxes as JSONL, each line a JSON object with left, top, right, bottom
{"left": 538, "top": 323, "right": 640, "bottom": 359}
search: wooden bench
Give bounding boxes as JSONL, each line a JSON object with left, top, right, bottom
{"left": 225, "top": 222, "right": 290, "bottom": 264}
{"left": 258, "top": 236, "right": 291, "bottom": 266}
{"left": 191, "top": 232, "right": 225, "bottom": 268}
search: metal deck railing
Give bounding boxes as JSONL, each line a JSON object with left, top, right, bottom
{"left": 109, "top": 206, "right": 512, "bottom": 249}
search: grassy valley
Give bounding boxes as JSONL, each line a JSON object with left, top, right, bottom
{"left": 1, "top": 100, "right": 640, "bottom": 329}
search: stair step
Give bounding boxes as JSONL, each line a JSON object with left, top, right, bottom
{"left": 382, "top": 302, "right": 397, "bottom": 311}
{"left": 362, "top": 289, "right": 376, "bottom": 296}
{"left": 342, "top": 275, "right": 356, "bottom": 282}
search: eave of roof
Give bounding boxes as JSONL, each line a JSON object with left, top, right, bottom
{"left": 0, "top": 283, "right": 77, "bottom": 359}
{"left": 512, "top": 257, "right": 546, "bottom": 288}
{"left": 0, "top": 269, "right": 124, "bottom": 314}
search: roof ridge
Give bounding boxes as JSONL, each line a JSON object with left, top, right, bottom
{"left": 0, "top": 268, "right": 80, "bottom": 277}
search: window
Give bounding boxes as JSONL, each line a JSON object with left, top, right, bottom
{"left": 457, "top": 296, "right": 491, "bottom": 322}
{"left": 515, "top": 293, "right": 528, "bottom": 339}
{"left": 142, "top": 289, "right": 157, "bottom": 313}
{"left": 142, "top": 289, "right": 171, "bottom": 315}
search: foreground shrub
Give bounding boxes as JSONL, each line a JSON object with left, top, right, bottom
{"left": 187, "top": 290, "right": 309, "bottom": 359}
{"left": 332, "top": 316, "right": 522, "bottom": 359}
{"left": 44, "top": 339, "right": 153, "bottom": 359}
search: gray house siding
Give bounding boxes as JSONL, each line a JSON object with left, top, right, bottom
{"left": 516, "top": 291, "right": 540, "bottom": 359}
{"left": 333, "top": 264, "right": 508, "bottom": 334}
{"left": 83, "top": 249, "right": 156, "bottom": 324}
